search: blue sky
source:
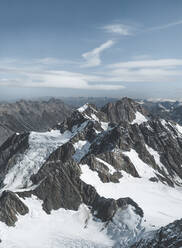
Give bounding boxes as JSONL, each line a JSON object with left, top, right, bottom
{"left": 0, "top": 0, "right": 182, "bottom": 100}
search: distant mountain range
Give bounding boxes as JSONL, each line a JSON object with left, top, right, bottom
{"left": 0, "top": 98, "right": 72, "bottom": 146}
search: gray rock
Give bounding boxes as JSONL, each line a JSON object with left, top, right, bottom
{"left": 131, "top": 218, "right": 182, "bottom": 248}
{"left": 0, "top": 190, "right": 29, "bottom": 226}
{"left": 102, "top": 97, "right": 148, "bottom": 123}
{"left": 0, "top": 132, "right": 29, "bottom": 187}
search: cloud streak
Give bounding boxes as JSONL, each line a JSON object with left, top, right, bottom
{"left": 109, "top": 59, "right": 182, "bottom": 69}
{"left": 102, "top": 24, "right": 132, "bottom": 36}
{"left": 105, "top": 59, "right": 182, "bottom": 83}
{"left": 149, "top": 19, "right": 182, "bottom": 31}
{"left": 81, "top": 40, "right": 115, "bottom": 67}
{"left": 0, "top": 58, "right": 124, "bottom": 90}
{"left": 1, "top": 57, "right": 182, "bottom": 91}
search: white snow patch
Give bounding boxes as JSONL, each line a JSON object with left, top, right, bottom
{"left": 146, "top": 142, "right": 182, "bottom": 185}
{"left": 95, "top": 157, "right": 115, "bottom": 174}
{"left": 78, "top": 104, "right": 89, "bottom": 113}
{"left": 0, "top": 196, "right": 112, "bottom": 248}
{"left": 161, "top": 119, "right": 167, "bottom": 126}
{"left": 145, "top": 145, "right": 168, "bottom": 173}
{"left": 91, "top": 113, "right": 99, "bottom": 122}
{"left": 3, "top": 130, "right": 72, "bottom": 192}
{"left": 123, "top": 149, "right": 156, "bottom": 179}
{"left": 175, "top": 123, "right": 182, "bottom": 135}
{"left": 80, "top": 164, "right": 182, "bottom": 229}
{"left": 131, "top": 112, "right": 148, "bottom": 125}
{"left": 101, "top": 122, "right": 109, "bottom": 131}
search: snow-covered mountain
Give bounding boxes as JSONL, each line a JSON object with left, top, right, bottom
{"left": 0, "top": 97, "right": 182, "bottom": 247}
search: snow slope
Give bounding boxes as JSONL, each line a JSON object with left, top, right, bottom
{"left": 80, "top": 164, "right": 182, "bottom": 230}
{"left": 0, "top": 196, "right": 112, "bottom": 248}
{"left": 131, "top": 111, "right": 148, "bottom": 125}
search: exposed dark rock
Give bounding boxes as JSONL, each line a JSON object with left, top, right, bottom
{"left": 56, "top": 103, "right": 107, "bottom": 135}
{"left": 81, "top": 153, "right": 137, "bottom": 183}
{"left": 56, "top": 110, "right": 86, "bottom": 133}
{"left": 0, "top": 132, "right": 29, "bottom": 187}
{"left": 102, "top": 97, "right": 148, "bottom": 123}
{"left": 0, "top": 190, "right": 29, "bottom": 226}
{"left": 80, "top": 115, "right": 182, "bottom": 186}
{"left": 70, "top": 120, "right": 98, "bottom": 143}
{"left": 131, "top": 218, "right": 182, "bottom": 248}
{"left": 92, "top": 196, "right": 143, "bottom": 222}
{"left": 149, "top": 177, "right": 159, "bottom": 182}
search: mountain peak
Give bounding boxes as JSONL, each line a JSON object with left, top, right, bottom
{"left": 102, "top": 97, "right": 148, "bottom": 123}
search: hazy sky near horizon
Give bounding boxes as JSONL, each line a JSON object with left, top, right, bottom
{"left": 1, "top": 0, "right": 182, "bottom": 100}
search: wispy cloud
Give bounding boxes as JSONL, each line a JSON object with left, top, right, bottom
{"left": 81, "top": 40, "right": 115, "bottom": 68}
{"left": 149, "top": 19, "right": 182, "bottom": 31}
{"left": 0, "top": 57, "right": 124, "bottom": 90}
{"left": 1, "top": 57, "right": 182, "bottom": 91}
{"left": 101, "top": 18, "right": 182, "bottom": 38}
{"left": 109, "top": 59, "right": 182, "bottom": 69}
{"left": 104, "top": 59, "right": 182, "bottom": 83}
{"left": 102, "top": 24, "right": 132, "bottom": 36}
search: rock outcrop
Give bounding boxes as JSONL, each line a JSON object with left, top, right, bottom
{"left": 131, "top": 218, "right": 182, "bottom": 248}
{"left": 0, "top": 190, "right": 29, "bottom": 226}
{"left": 102, "top": 97, "right": 148, "bottom": 123}
{"left": 0, "top": 132, "right": 29, "bottom": 187}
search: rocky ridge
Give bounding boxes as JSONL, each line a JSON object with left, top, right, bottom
{"left": 131, "top": 218, "right": 182, "bottom": 248}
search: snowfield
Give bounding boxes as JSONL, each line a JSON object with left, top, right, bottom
{"left": 0, "top": 196, "right": 112, "bottom": 248}
{"left": 80, "top": 164, "right": 182, "bottom": 230}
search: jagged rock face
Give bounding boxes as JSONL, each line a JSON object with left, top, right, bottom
{"left": 56, "top": 103, "right": 107, "bottom": 134}
{"left": 0, "top": 190, "right": 29, "bottom": 226}
{"left": 102, "top": 97, "right": 148, "bottom": 123}
{"left": 140, "top": 120, "right": 182, "bottom": 183}
{"left": 0, "top": 133, "right": 29, "bottom": 187}
{"left": 80, "top": 117, "right": 182, "bottom": 185}
{"left": 92, "top": 197, "right": 143, "bottom": 222}
{"left": 17, "top": 141, "right": 143, "bottom": 226}
{"left": 0, "top": 98, "right": 72, "bottom": 146}
{"left": 131, "top": 218, "right": 182, "bottom": 248}
{"left": 81, "top": 152, "right": 137, "bottom": 183}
